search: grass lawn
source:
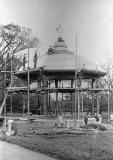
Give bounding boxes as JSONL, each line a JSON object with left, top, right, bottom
{"left": 1, "top": 129, "right": 113, "bottom": 160}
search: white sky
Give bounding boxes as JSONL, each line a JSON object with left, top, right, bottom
{"left": 0, "top": 0, "right": 113, "bottom": 63}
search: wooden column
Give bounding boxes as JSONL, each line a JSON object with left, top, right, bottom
{"left": 48, "top": 81, "right": 51, "bottom": 115}
{"left": 45, "top": 81, "right": 48, "bottom": 115}
{"left": 43, "top": 93, "right": 47, "bottom": 115}
{"left": 77, "top": 75, "right": 82, "bottom": 120}
{"left": 55, "top": 79, "right": 58, "bottom": 115}
{"left": 97, "top": 91, "right": 100, "bottom": 116}
{"left": 62, "top": 82, "right": 63, "bottom": 101}
{"left": 59, "top": 80, "right": 61, "bottom": 88}
{"left": 55, "top": 79, "right": 58, "bottom": 101}
{"left": 96, "top": 78, "right": 100, "bottom": 117}
{"left": 91, "top": 79, "right": 95, "bottom": 113}
{"left": 43, "top": 81, "right": 47, "bottom": 116}
{"left": 71, "top": 80, "right": 74, "bottom": 114}
{"left": 46, "top": 81, "right": 51, "bottom": 115}
{"left": 61, "top": 82, "right": 64, "bottom": 113}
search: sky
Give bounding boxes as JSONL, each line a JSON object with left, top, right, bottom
{"left": 0, "top": 0, "right": 113, "bottom": 63}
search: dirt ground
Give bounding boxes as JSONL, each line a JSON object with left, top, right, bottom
{"left": 1, "top": 129, "right": 113, "bottom": 160}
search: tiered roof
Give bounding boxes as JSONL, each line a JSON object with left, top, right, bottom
{"left": 16, "top": 36, "right": 106, "bottom": 80}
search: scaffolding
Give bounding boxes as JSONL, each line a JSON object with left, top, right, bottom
{"left": 0, "top": 67, "right": 108, "bottom": 118}
{"left": 0, "top": 48, "right": 30, "bottom": 117}
{"left": 0, "top": 41, "right": 109, "bottom": 122}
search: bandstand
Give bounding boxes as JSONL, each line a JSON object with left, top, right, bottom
{"left": 11, "top": 35, "right": 106, "bottom": 120}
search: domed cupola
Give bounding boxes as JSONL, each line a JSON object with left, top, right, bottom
{"left": 53, "top": 36, "right": 68, "bottom": 51}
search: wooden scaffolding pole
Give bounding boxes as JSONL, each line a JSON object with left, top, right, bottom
{"left": 96, "top": 78, "right": 100, "bottom": 117}
{"left": 4, "top": 58, "right": 6, "bottom": 117}
{"left": 27, "top": 47, "right": 30, "bottom": 116}
{"left": 75, "top": 33, "right": 78, "bottom": 118}
{"left": 78, "top": 90, "right": 80, "bottom": 120}
{"left": 10, "top": 55, "right": 13, "bottom": 115}
{"left": 108, "top": 64, "right": 110, "bottom": 126}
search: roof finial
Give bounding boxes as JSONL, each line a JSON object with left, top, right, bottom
{"left": 56, "top": 24, "right": 63, "bottom": 37}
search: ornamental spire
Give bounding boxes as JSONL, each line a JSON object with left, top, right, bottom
{"left": 56, "top": 25, "right": 63, "bottom": 37}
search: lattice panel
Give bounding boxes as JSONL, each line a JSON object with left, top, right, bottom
{"left": 81, "top": 81, "right": 87, "bottom": 88}
{"left": 50, "top": 80, "right": 72, "bottom": 88}
{"left": 62, "top": 80, "right": 71, "bottom": 88}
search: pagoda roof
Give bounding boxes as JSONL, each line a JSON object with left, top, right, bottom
{"left": 16, "top": 36, "right": 106, "bottom": 80}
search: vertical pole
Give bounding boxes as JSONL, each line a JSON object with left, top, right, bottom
{"left": 108, "top": 64, "right": 110, "bottom": 126}
{"left": 71, "top": 80, "right": 73, "bottom": 114}
{"left": 96, "top": 79, "right": 100, "bottom": 117}
{"left": 82, "top": 90, "right": 84, "bottom": 117}
{"left": 96, "top": 91, "right": 100, "bottom": 116}
{"left": 11, "top": 55, "right": 13, "bottom": 84}
{"left": 87, "top": 80, "right": 90, "bottom": 111}
{"left": 46, "top": 81, "right": 48, "bottom": 115}
{"left": 62, "top": 82, "right": 63, "bottom": 101}
{"left": 27, "top": 47, "right": 30, "bottom": 116}
{"left": 10, "top": 56, "right": 13, "bottom": 115}
{"left": 3, "top": 58, "right": 7, "bottom": 130}
{"left": 78, "top": 70, "right": 81, "bottom": 119}
{"left": 43, "top": 93, "right": 46, "bottom": 115}
{"left": 4, "top": 58, "right": 6, "bottom": 117}
{"left": 78, "top": 90, "right": 80, "bottom": 120}
{"left": 48, "top": 81, "right": 51, "bottom": 115}
{"left": 10, "top": 94, "right": 12, "bottom": 115}
{"left": 41, "top": 67, "right": 46, "bottom": 116}
{"left": 75, "top": 33, "right": 78, "bottom": 118}
{"left": 91, "top": 79, "right": 94, "bottom": 113}
{"left": 62, "top": 82, "right": 64, "bottom": 113}
{"left": 55, "top": 80, "right": 58, "bottom": 115}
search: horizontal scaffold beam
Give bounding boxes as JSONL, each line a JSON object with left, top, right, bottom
{"left": 6, "top": 86, "right": 110, "bottom": 93}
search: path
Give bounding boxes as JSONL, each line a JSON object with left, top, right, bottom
{"left": 0, "top": 140, "right": 57, "bottom": 160}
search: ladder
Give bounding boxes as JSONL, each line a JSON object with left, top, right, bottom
{"left": 79, "top": 90, "right": 83, "bottom": 118}
{"left": 77, "top": 69, "right": 83, "bottom": 119}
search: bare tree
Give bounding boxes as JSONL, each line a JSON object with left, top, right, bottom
{"left": 99, "top": 62, "right": 113, "bottom": 111}
{"left": 0, "top": 23, "right": 39, "bottom": 64}
{"left": 0, "top": 23, "right": 39, "bottom": 105}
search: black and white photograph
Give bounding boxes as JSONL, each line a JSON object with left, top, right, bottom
{"left": 0, "top": 0, "right": 113, "bottom": 159}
